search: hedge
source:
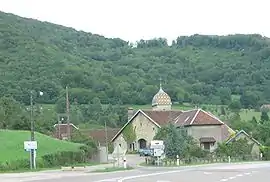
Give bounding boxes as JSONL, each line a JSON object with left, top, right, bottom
{"left": 0, "top": 146, "right": 94, "bottom": 171}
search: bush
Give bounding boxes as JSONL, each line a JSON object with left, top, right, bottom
{"left": 0, "top": 145, "right": 95, "bottom": 171}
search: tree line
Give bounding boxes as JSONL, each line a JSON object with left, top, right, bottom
{"left": 1, "top": 11, "right": 270, "bottom": 109}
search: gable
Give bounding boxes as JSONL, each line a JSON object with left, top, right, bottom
{"left": 174, "top": 109, "right": 223, "bottom": 126}
{"left": 190, "top": 110, "right": 224, "bottom": 125}
{"left": 226, "top": 130, "right": 262, "bottom": 146}
{"left": 111, "top": 109, "right": 161, "bottom": 142}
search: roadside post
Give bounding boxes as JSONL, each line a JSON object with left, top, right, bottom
{"left": 123, "top": 156, "right": 127, "bottom": 168}
{"left": 176, "top": 155, "right": 180, "bottom": 166}
{"left": 24, "top": 141, "right": 38, "bottom": 169}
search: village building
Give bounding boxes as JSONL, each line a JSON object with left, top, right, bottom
{"left": 111, "top": 85, "right": 235, "bottom": 152}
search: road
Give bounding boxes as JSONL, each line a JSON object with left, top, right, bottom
{"left": 1, "top": 160, "right": 270, "bottom": 182}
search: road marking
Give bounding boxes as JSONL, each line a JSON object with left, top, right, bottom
{"left": 236, "top": 174, "right": 243, "bottom": 177}
{"left": 203, "top": 172, "right": 212, "bottom": 175}
{"left": 117, "top": 168, "right": 193, "bottom": 182}
{"left": 94, "top": 177, "right": 122, "bottom": 182}
{"left": 244, "top": 172, "right": 251, "bottom": 175}
{"left": 229, "top": 176, "right": 236, "bottom": 179}
{"left": 220, "top": 179, "right": 228, "bottom": 181}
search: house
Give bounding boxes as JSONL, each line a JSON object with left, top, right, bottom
{"left": 226, "top": 130, "right": 262, "bottom": 157}
{"left": 111, "top": 85, "right": 234, "bottom": 152}
{"left": 81, "top": 128, "right": 120, "bottom": 146}
{"left": 53, "top": 123, "right": 79, "bottom": 140}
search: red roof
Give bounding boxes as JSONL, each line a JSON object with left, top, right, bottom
{"left": 81, "top": 128, "right": 120, "bottom": 145}
{"left": 142, "top": 110, "right": 183, "bottom": 126}
{"left": 174, "top": 109, "right": 223, "bottom": 126}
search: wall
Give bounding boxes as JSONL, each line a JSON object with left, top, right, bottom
{"left": 187, "top": 125, "right": 223, "bottom": 151}
{"left": 113, "top": 112, "right": 159, "bottom": 152}
{"left": 113, "top": 133, "right": 127, "bottom": 152}
{"left": 132, "top": 112, "right": 159, "bottom": 150}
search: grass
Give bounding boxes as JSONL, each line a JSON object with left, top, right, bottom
{"left": 91, "top": 166, "right": 133, "bottom": 173}
{"left": 0, "top": 130, "right": 82, "bottom": 163}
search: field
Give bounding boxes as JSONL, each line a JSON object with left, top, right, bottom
{"left": 0, "top": 130, "right": 82, "bottom": 163}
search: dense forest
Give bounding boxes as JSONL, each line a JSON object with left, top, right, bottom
{"left": 1, "top": 11, "right": 270, "bottom": 109}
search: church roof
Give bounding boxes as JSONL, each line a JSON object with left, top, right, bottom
{"left": 152, "top": 87, "right": 172, "bottom": 106}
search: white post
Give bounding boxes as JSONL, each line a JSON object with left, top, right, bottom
{"left": 260, "top": 153, "right": 263, "bottom": 160}
{"left": 33, "top": 150, "right": 36, "bottom": 169}
{"left": 176, "top": 155, "right": 180, "bottom": 166}
{"left": 123, "top": 156, "right": 127, "bottom": 169}
{"left": 228, "top": 156, "right": 231, "bottom": 163}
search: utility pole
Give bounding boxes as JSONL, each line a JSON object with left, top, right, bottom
{"left": 66, "top": 86, "right": 70, "bottom": 140}
{"left": 30, "top": 91, "right": 34, "bottom": 169}
{"left": 105, "top": 120, "right": 109, "bottom": 162}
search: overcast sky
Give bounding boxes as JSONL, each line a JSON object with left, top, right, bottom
{"left": 1, "top": 0, "right": 269, "bottom": 43}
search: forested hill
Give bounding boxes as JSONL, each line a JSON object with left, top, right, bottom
{"left": 1, "top": 11, "right": 270, "bottom": 108}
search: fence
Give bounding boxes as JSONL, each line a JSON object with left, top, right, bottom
{"left": 145, "top": 155, "right": 262, "bottom": 166}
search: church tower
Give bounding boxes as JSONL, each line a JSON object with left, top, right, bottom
{"left": 151, "top": 78, "right": 172, "bottom": 111}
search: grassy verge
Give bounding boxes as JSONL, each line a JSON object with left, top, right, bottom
{"left": 139, "top": 159, "right": 262, "bottom": 167}
{"left": 91, "top": 167, "right": 133, "bottom": 173}
{"left": 0, "top": 162, "right": 101, "bottom": 173}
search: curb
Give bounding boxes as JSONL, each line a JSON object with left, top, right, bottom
{"left": 61, "top": 166, "right": 86, "bottom": 171}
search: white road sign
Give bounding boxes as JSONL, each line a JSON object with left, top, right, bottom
{"left": 24, "top": 141, "right": 37, "bottom": 150}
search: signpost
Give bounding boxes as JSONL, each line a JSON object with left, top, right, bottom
{"left": 24, "top": 141, "right": 38, "bottom": 169}
{"left": 150, "top": 140, "right": 165, "bottom": 166}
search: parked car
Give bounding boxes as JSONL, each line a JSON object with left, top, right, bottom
{"left": 138, "top": 148, "right": 153, "bottom": 156}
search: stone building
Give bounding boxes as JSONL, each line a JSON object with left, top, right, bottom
{"left": 111, "top": 85, "right": 234, "bottom": 152}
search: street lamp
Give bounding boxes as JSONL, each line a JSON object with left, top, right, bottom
{"left": 30, "top": 90, "right": 43, "bottom": 170}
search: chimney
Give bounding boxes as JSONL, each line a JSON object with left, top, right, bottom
{"left": 128, "top": 107, "right": 134, "bottom": 120}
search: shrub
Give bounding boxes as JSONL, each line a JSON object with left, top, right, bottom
{"left": 0, "top": 145, "right": 95, "bottom": 171}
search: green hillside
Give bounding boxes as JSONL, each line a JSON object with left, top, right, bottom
{"left": 0, "top": 130, "right": 82, "bottom": 163}
{"left": 1, "top": 11, "right": 270, "bottom": 109}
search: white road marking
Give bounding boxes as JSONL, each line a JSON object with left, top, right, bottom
{"left": 229, "top": 176, "right": 236, "bottom": 179}
{"left": 203, "top": 172, "right": 212, "bottom": 175}
{"left": 94, "top": 177, "right": 122, "bottom": 182}
{"left": 117, "top": 168, "right": 193, "bottom": 182}
{"left": 220, "top": 179, "right": 228, "bottom": 181}
{"left": 236, "top": 174, "right": 243, "bottom": 177}
{"left": 244, "top": 172, "right": 251, "bottom": 175}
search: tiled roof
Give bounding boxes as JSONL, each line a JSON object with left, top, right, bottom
{"left": 152, "top": 87, "right": 172, "bottom": 106}
{"left": 174, "top": 109, "right": 198, "bottom": 127}
{"left": 142, "top": 110, "right": 183, "bottom": 126}
{"left": 81, "top": 128, "right": 120, "bottom": 145}
{"left": 199, "top": 137, "right": 216, "bottom": 143}
{"left": 174, "top": 109, "right": 223, "bottom": 126}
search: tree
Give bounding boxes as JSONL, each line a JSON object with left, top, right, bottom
{"left": 154, "top": 124, "right": 188, "bottom": 159}
{"left": 260, "top": 111, "right": 269, "bottom": 123}
{"left": 228, "top": 100, "right": 242, "bottom": 113}
{"left": 122, "top": 124, "right": 136, "bottom": 147}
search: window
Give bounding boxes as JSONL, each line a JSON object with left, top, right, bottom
{"left": 119, "top": 144, "right": 121, "bottom": 147}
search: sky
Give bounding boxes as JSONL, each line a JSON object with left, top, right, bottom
{"left": 1, "top": 0, "right": 270, "bottom": 43}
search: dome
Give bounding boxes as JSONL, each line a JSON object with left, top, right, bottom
{"left": 152, "top": 87, "right": 172, "bottom": 107}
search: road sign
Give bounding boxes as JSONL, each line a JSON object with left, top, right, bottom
{"left": 153, "top": 148, "right": 164, "bottom": 157}
{"left": 150, "top": 140, "right": 164, "bottom": 149}
{"left": 24, "top": 141, "right": 37, "bottom": 150}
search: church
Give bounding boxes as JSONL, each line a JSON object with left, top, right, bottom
{"left": 111, "top": 84, "right": 235, "bottom": 152}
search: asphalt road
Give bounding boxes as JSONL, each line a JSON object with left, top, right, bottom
{"left": 2, "top": 162, "right": 270, "bottom": 182}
